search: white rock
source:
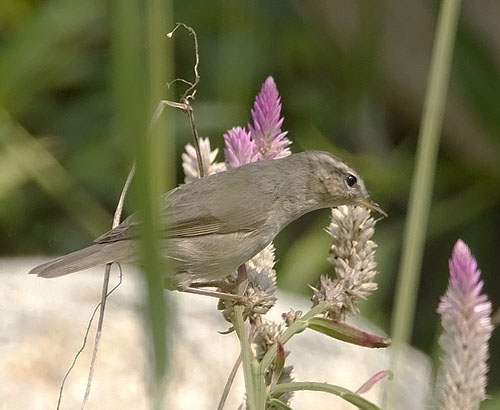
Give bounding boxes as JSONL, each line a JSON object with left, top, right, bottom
{"left": 1, "top": 258, "right": 431, "bottom": 409}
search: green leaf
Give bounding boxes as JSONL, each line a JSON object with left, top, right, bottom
{"left": 268, "top": 398, "right": 294, "bottom": 410}
{"left": 307, "top": 317, "right": 390, "bottom": 348}
{"left": 270, "top": 381, "right": 382, "bottom": 410}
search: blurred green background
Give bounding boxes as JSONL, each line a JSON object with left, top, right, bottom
{"left": 1, "top": 0, "right": 499, "bottom": 397}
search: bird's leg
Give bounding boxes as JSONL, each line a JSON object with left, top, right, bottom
{"left": 181, "top": 279, "right": 246, "bottom": 302}
{"left": 181, "top": 287, "right": 244, "bottom": 302}
{"left": 173, "top": 273, "right": 246, "bottom": 302}
{"left": 188, "top": 280, "right": 228, "bottom": 289}
{"left": 172, "top": 265, "right": 251, "bottom": 303}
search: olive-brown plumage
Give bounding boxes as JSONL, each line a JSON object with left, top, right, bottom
{"left": 29, "top": 150, "right": 384, "bottom": 287}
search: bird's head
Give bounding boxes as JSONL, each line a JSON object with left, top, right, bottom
{"left": 307, "top": 151, "right": 387, "bottom": 217}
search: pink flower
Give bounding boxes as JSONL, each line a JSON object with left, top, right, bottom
{"left": 435, "top": 240, "right": 493, "bottom": 410}
{"left": 222, "top": 76, "right": 291, "bottom": 168}
{"left": 248, "top": 76, "right": 291, "bottom": 160}
{"left": 223, "top": 126, "right": 258, "bottom": 169}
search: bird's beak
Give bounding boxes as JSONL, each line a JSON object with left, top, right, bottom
{"left": 356, "top": 198, "right": 388, "bottom": 218}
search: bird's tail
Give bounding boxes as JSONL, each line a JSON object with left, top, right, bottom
{"left": 28, "top": 242, "right": 134, "bottom": 278}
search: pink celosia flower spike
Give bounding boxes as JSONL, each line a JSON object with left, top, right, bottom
{"left": 249, "top": 76, "right": 291, "bottom": 160}
{"left": 223, "top": 126, "right": 258, "bottom": 169}
{"left": 435, "top": 239, "right": 493, "bottom": 410}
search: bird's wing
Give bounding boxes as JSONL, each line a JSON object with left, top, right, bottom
{"left": 94, "top": 202, "right": 267, "bottom": 243}
{"left": 94, "top": 171, "right": 275, "bottom": 243}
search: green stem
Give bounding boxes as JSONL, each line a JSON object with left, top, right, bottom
{"left": 253, "top": 358, "right": 267, "bottom": 410}
{"left": 232, "top": 306, "right": 257, "bottom": 410}
{"left": 391, "top": 0, "right": 462, "bottom": 347}
{"left": 270, "top": 382, "right": 381, "bottom": 410}
{"left": 112, "top": 1, "right": 173, "bottom": 409}
{"left": 389, "top": 0, "right": 462, "bottom": 406}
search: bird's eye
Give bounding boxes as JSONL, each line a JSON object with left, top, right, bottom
{"left": 346, "top": 174, "right": 357, "bottom": 187}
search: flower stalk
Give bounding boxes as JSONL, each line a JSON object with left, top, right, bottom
{"left": 435, "top": 240, "right": 492, "bottom": 410}
{"left": 312, "top": 205, "right": 379, "bottom": 320}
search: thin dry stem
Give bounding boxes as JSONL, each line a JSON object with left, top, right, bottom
{"left": 166, "top": 22, "right": 200, "bottom": 102}
{"left": 153, "top": 107, "right": 204, "bottom": 181}
{"left": 165, "top": 22, "right": 204, "bottom": 177}
{"left": 217, "top": 355, "right": 242, "bottom": 410}
{"left": 185, "top": 106, "right": 204, "bottom": 177}
{"left": 80, "top": 165, "right": 136, "bottom": 409}
{"left": 113, "top": 164, "right": 136, "bottom": 227}
{"left": 56, "top": 267, "right": 123, "bottom": 410}
{"left": 80, "top": 265, "right": 110, "bottom": 409}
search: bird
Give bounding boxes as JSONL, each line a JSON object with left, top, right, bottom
{"left": 29, "top": 150, "right": 385, "bottom": 288}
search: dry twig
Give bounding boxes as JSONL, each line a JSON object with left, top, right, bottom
{"left": 79, "top": 165, "right": 135, "bottom": 410}
{"left": 56, "top": 266, "right": 123, "bottom": 410}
